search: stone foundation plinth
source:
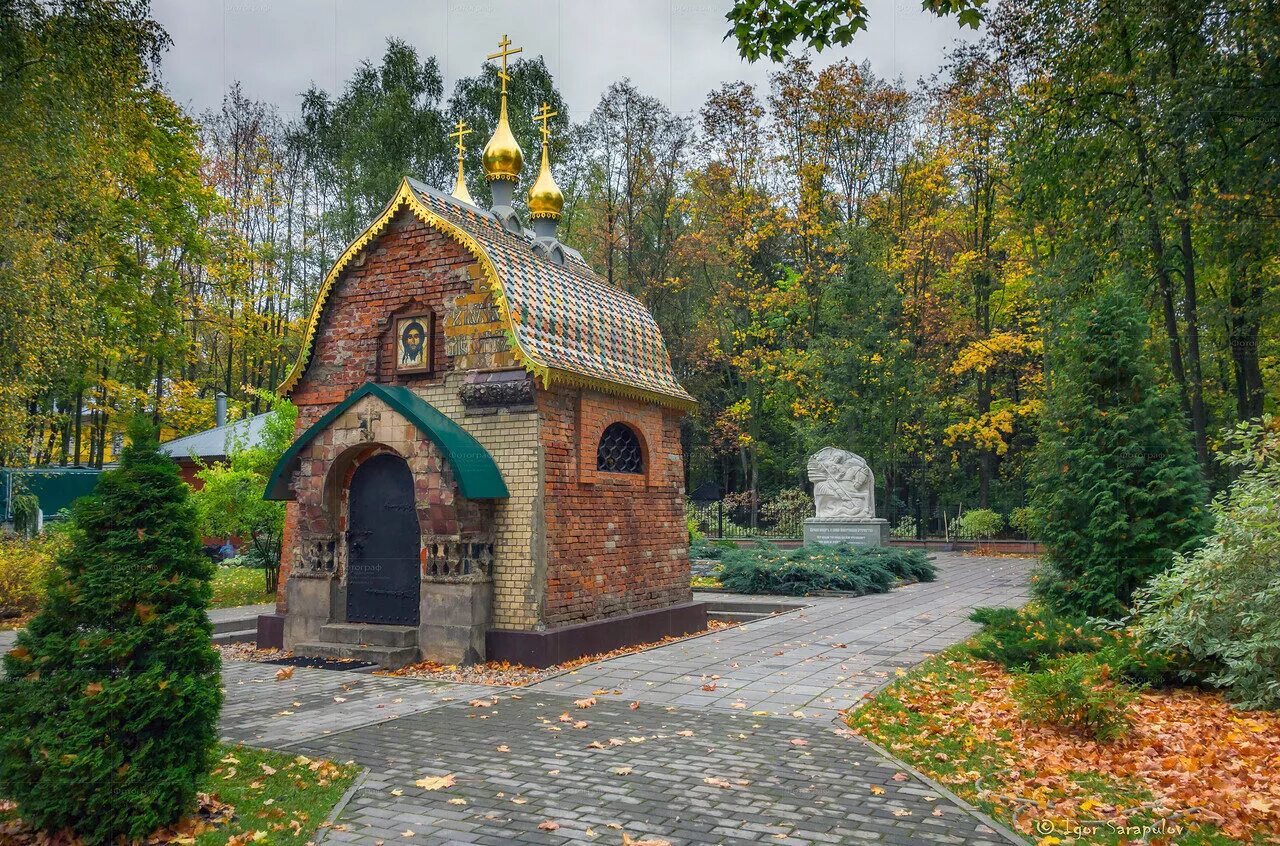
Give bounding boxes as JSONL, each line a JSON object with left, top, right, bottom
{"left": 486, "top": 602, "right": 707, "bottom": 668}
{"left": 420, "top": 580, "right": 492, "bottom": 664}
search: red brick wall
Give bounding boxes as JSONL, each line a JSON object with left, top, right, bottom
{"left": 538, "top": 385, "right": 691, "bottom": 627}
{"left": 289, "top": 210, "right": 479, "bottom": 424}
{"left": 277, "top": 210, "right": 480, "bottom": 608}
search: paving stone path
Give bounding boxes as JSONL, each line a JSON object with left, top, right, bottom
{"left": 217, "top": 552, "right": 1033, "bottom": 845}
{"left": 220, "top": 660, "right": 496, "bottom": 748}
{"left": 535, "top": 553, "right": 1032, "bottom": 722}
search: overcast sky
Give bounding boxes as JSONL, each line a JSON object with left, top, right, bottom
{"left": 151, "top": 0, "right": 978, "bottom": 122}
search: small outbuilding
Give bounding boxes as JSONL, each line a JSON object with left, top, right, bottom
{"left": 258, "top": 38, "right": 700, "bottom": 667}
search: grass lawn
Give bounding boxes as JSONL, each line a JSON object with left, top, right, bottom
{"left": 200, "top": 745, "right": 359, "bottom": 845}
{"left": 211, "top": 566, "right": 274, "bottom": 609}
{"left": 0, "top": 744, "right": 359, "bottom": 845}
{"left": 848, "top": 650, "right": 1280, "bottom": 845}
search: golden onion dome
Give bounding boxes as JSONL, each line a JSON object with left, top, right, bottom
{"left": 528, "top": 144, "right": 563, "bottom": 220}
{"left": 482, "top": 98, "right": 523, "bottom": 183}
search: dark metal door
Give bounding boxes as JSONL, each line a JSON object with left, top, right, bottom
{"left": 346, "top": 453, "right": 420, "bottom": 626}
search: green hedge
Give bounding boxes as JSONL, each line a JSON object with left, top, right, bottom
{"left": 718, "top": 543, "right": 936, "bottom": 596}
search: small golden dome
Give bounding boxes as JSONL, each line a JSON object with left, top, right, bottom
{"left": 528, "top": 144, "right": 563, "bottom": 220}
{"left": 451, "top": 157, "right": 475, "bottom": 205}
{"left": 482, "top": 98, "right": 523, "bottom": 183}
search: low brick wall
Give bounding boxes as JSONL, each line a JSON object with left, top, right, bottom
{"left": 713, "top": 538, "right": 1042, "bottom": 555}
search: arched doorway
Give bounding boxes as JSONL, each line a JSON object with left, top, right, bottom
{"left": 346, "top": 453, "right": 420, "bottom": 626}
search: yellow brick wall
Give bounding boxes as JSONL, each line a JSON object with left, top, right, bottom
{"left": 409, "top": 379, "right": 543, "bottom": 630}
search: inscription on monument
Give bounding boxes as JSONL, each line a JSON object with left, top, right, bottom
{"left": 804, "top": 521, "right": 885, "bottom": 546}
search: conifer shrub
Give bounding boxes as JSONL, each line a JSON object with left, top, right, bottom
{"left": 967, "top": 604, "right": 1181, "bottom": 686}
{"left": 1029, "top": 288, "right": 1208, "bottom": 618}
{"left": 966, "top": 605, "right": 1108, "bottom": 672}
{"left": 718, "top": 542, "right": 935, "bottom": 596}
{"left": 1012, "top": 653, "right": 1136, "bottom": 742}
{"left": 0, "top": 419, "right": 222, "bottom": 842}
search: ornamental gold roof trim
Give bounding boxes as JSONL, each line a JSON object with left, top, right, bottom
{"left": 277, "top": 178, "right": 695, "bottom": 410}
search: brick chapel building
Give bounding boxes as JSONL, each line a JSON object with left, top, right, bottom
{"left": 256, "top": 40, "right": 700, "bottom": 668}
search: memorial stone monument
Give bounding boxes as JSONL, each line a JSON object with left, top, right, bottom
{"left": 802, "top": 447, "right": 889, "bottom": 546}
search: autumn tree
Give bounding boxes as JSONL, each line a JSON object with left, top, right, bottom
{"left": 0, "top": 0, "right": 212, "bottom": 466}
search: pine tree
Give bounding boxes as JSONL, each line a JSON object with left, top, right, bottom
{"left": 1030, "top": 287, "right": 1209, "bottom": 618}
{"left": 0, "top": 418, "right": 221, "bottom": 842}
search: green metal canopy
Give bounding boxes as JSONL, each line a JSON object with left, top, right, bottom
{"left": 264, "top": 383, "right": 509, "bottom": 501}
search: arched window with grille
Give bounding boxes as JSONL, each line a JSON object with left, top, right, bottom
{"left": 596, "top": 422, "right": 644, "bottom": 474}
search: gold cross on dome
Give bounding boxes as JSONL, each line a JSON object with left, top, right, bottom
{"left": 486, "top": 34, "right": 522, "bottom": 96}
{"left": 534, "top": 102, "right": 558, "bottom": 145}
{"left": 449, "top": 119, "right": 472, "bottom": 157}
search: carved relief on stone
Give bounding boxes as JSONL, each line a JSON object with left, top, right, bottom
{"left": 356, "top": 406, "right": 381, "bottom": 441}
{"left": 459, "top": 369, "right": 534, "bottom": 410}
{"left": 297, "top": 533, "right": 339, "bottom": 577}
{"left": 424, "top": 539, "right": 494, "bottom": 582}
{"left": 807, "top": 447, "right": 876, "bottom": 520}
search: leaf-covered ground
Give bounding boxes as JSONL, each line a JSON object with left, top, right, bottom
{"left": 210, "top": 566, "right": 274, "bottom": 610}
{"left": 849, "top": 654, "right": 1280, "bottom": 845}
{"left": 0, "top": 744, "right": 358, "bottom": 845}
{"left": 382, "top": 620, "right": 738, "bottom": 686}
{"left": 214, "top": 621, "right": 738, "bottom": 686}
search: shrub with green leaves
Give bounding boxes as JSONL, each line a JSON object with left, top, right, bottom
{"left": 718, "top": 543, "right": 935, "bottom": 596}
{"left": 1133, "top": 416, "right": 1280, "bottom": 709}
{"left": 1012, "top": 653, "right": 1136, "bottom": 742}
{"left": 686, "top": 513, "right": 705, "bottom": 542}
{"left": 0, "top": 530, "right": 67, "bottom": 617}
{"left": 0, "top": 419, "right": 222, "bottom": 842}
{"left": 1008, "top": 506, "right": 1038, "bottom": 539}
{"left": 760, "top": 487, "right": 812, "bottom": 524}
{"left": 1030, "top": 288, "right": 1208, "bottom": 618}
{"left": 191, "top": 394, "right": 296, "bottom": 592}
{"left": 966, "top": 605, "right": 1108, "bottom": 672}
{"left": 10, "top": 492, "right": 39, "bottom": 537}
{"left": 953, "top": 508, "right": 1004, "bottom": 540}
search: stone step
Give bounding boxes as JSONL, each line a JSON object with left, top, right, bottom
{"left": 212, "top": 627, "right": 257, "bottom": 645}
{"left": 703, "top": 599, "right": 804, "bottom": 615}
{"left": 707, "top": 610, "right": 777, "bottom": 624}
{"left": 293, "top": 642, "right": 419, "bottom": 670}
{"left": 212, "top": 617, "right": 258, "bottom": 635}
{"left": 319, "top": 623, "right": 418, "bottom": 648}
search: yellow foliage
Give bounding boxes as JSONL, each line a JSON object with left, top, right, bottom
{"left": 951, "top": 332, "right": 1043, "bottom": 376}
{"left": 944, "top": 399, "right": 1043, "bottom": 456}
{"left": 0, "top": 532, "right": 68, "bottom": 614}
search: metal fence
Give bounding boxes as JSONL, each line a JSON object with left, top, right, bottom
{"left": 687, "top": 497, "right": 1031, "bottom": 542}
{"left": 687, "top": 499, "right": 809, "bottom": 540}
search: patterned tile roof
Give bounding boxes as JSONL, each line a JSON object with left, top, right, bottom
{"left": 280, "top": 178, "right": 693, "bottom": 410}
